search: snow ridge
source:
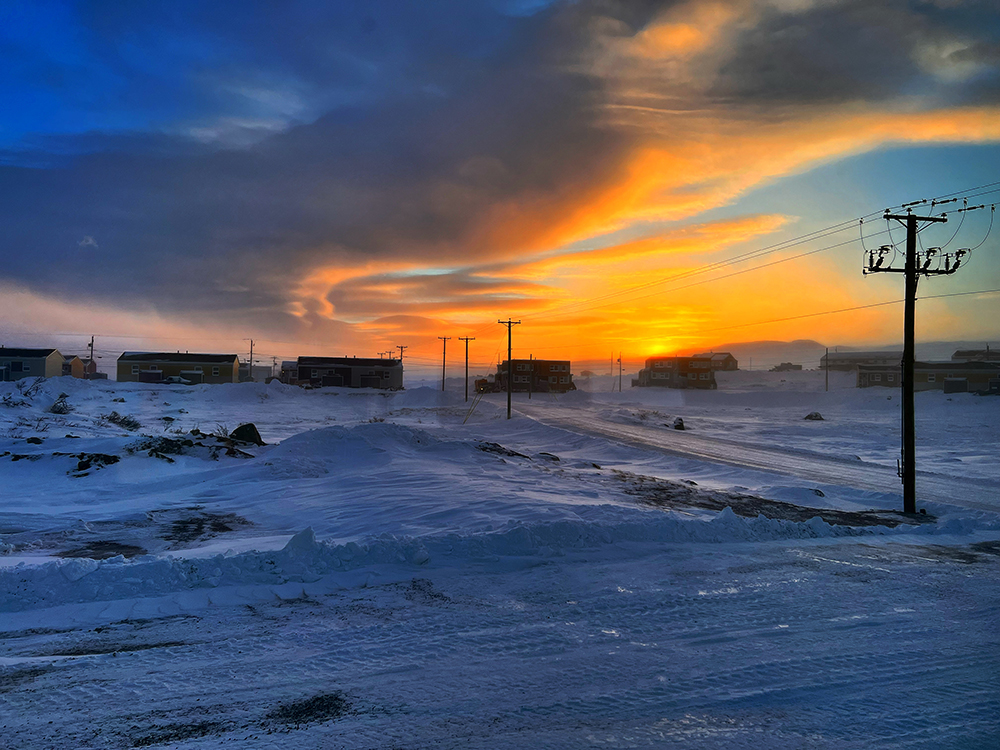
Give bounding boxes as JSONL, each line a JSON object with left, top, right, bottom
{"left": 1, "top": 508, "right": 982, "bottom": 613}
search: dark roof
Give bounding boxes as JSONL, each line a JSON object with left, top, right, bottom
{"left": 498, "top": 359, "right": 571, "bottom": 366}
{"left": 0, "top": 347, "right": 58, "bottom": 358}
{"left": 298, "top": 356, "right": 400, "bottom": 368}
{"left": 859, "top": 362, "right": 1000, "bottom": 371}
{"left": 118, "top": 352, "right": 238, "bottom": 364}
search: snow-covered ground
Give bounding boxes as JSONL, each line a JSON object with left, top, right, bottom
{"left": 1, "top": 374, "right": 998, "bottom": 749}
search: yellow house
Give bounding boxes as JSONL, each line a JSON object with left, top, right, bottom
{"left": 0, "top": 347, "right": 65, "bottom": 380}
{"left": 62, "top": 355, "right": 85, "bottom": 378}
{"left": 116, "top": 352, "right": 239, "bottom": 384}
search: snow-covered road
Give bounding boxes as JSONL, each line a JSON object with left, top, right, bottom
{"left": 516, "top": 403, "right": 999, "bottom": 513}
{"left": 5, "top": 535, "right": 999, "bottom": 749}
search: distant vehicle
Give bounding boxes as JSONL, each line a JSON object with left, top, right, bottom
{"left": 163, "top": 375, "right": 193, "bottom": 385}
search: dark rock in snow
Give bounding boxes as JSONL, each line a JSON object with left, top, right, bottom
{"left": 49, "top": 394, "right": 72, "bottom": 414}
{"left": 804, "top": 412, "right": 824, "bottom": 421}
{"left": 25, "top": 437, "right": 44, "bottom": 444}
{"left": 230, "top": 422, "right": 266, "bottom": 446}
{"left": 672, "top": 417, "right": 685, "bottom": 430}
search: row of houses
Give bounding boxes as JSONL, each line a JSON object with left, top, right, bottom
{"left": 633, "top": 352, "right": 739, "bottom": 390}
{"left": 823, "top": 348, "right": 1000, "bottom": 394}
{"left": 0, "top": 348, "right": 103, "bottom": 382}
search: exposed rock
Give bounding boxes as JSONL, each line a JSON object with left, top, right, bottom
{"left": 672, "top": 417, "right": 685, "bottom": 430}
{"left": 49, "top": 394, "right": 72, "bottom": 414}
{"left": 804, "top": 412, "right": 824, "bottom": 421}
{"left": 230, "top": 422, "right": 266, "bottom": 445}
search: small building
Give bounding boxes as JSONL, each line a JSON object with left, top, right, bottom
{"left": 279, "top": 361, "right": 299, "bottom": 385}
{"left": 692, "top": 352, "right": 739, "bottom": 371}
{"left": 634, "top": 356, "right": 717, "bottom": 389}
{"left": 0, "top": 347, "right": 65, "bottom": 381}
{"left": 857, "top": 362, "right": 1000, "bottom": 394}
{"left": 821, "top": 350, "right": 902, "bottom": 371}
{"left": 63, "top": 355, "right": 85, "bottom": 378}
{"left": 293, "top": 356, "right": 403, "bottom": 389}
{"left": 771, "top": 362, "right": 803, "bottom": 372}
{"left": 494, "top": 359, "right": 575, "bottom": 393}
{"left": 117, "top": 352, "right": 239, "bottom": 384}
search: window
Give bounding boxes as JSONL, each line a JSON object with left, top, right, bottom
{"left": 653, "top": 361, "right": 664, "bottom": 368}
{"left": 194, "top": 366, "right": 203, "bottom": 371}
{"left": 887, "top": 374, "right": 894, "bottom": 382}
{"left": 549, "top": 376, "right": 557, "bottom": 383}
{"left": 10, "top": 361, "right": 23, "bottom": 372}
{"left": 149, "top": 365, "right": 159, "bottom": 371}
{"left": 516, "top": 363, "right": 525, "bottom": 371}
{"left": 700, "top": 373, "right": 709, "bottom": 380}
{"left": 927, "top": 374, "right": 936, "bottom": 382}
{"left": 212, "top": 367, "right": 220, "bottom": 376}
{"left": 311, "top": 369, "right": 319, "bottom": 377}
{"left": 873, "top": 374, "right": 881, "bottom": 382}
{"left": 132, "top": 365, "right": 140, "bottom": 374}
{"left": 559, "top": 376, "right": 569, "bottom": 383}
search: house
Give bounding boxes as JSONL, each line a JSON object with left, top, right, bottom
{"left": 0, "top": 347, "right": 65, "bottom": 381}
{"left": 63, "top": 355, "right": 85, "bottom": 378}
{"left": 292, "top": 356, "right": 403, "bottom": 389}
{"left": 821, "top": 350, "right": 902, "bottom": 371}
{"left": 857, "top": 362, "right": 1000, "bottom": 394}
{"left": 771, "top": 362, "right": 802, "bottom": 372}
{"left": 692, "top": 352, "right": 739, "bottom": 371}
{"left": 634, "top": 356, "right": 717, "bottom": 389}
{"left": 116, "top": 352, "right": 239, "bottom": 384}
{"left": 951, "top": 348, "right": 1000, "bottom": 363}
{"left": 493, "top": 359, "right": 575, "bottom": 393}
{"left": 279, "top": 361, "right": 299, "bottom": 385}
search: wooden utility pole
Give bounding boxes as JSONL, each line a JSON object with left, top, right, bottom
{"left": 825, "top": 347, "right": 829, "bottom": 392}
{"left": 438, "top": 337, "right": 451, "bottom": 392}
{"left": 498, "top": 319, "right": 521, "bottom": 419}
{"left": 868, "top": 210, "right": 953, "bottom": 513}
{"left": 396, "top": 345, "right": 407, "bottom": 362}
{"left": 458, "top": 337, "right": 475, "bottom": 402}
{"left": 618, "top": 353, "right": 623, "bottom": 392}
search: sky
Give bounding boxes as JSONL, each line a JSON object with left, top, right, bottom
{"left": 2, "top": 0, "right": 1000, "bottom": 375}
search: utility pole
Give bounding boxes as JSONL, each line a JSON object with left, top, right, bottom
{"left": 243, "top": 339, "right": 254, "bottom": 382}
{"left": 458, "top": 337, "right": 475, "bottom": 402}
{"left": 618, "top": 353, "right": 623, "bottom": 392}
{"left": 867, "top": 208, "right": 959, "bottom": 513}
{"left": 498, "top": 319, "right": 521, "bottom": 419}
{"left": 825, "top": 347, "right": 829, "bottom": 392}
{"left": 528, "top": 354, "right": 532, "bottom": 400}
{"left": 396, "top": 345, "right": 407, "bottom": 362}
{"left": 438, "top": 337, "right": 451, "bottom": 391}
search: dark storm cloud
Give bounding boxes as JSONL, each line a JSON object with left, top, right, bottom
{"left": 709, "top": 0, "right": 1000, "bottom": 106}
{"left": 0, "top": 0, "right": 626, "bottom": 322}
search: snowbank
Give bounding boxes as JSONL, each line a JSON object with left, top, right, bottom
{"left": 2, "top": 507, "right": 986, "bottom": 613}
